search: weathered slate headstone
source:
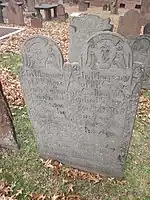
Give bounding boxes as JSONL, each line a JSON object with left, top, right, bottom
{"left": 117, "top": 9, "right": 142, "bottom": 37}
{"left": 0, "top": 81, "right": 18, "bottom": 150}
{"left": 20, "top": 32, "right": 143, "bottom": 177}
{"left": 68, "top": 14, "right": 113, "bottom": 63}
{"left": 143, "top": 23, "right": 150, "bottom": 34}
{"left": 6, "top": 0, "right": 24, "bottom": 26}
{"left": 128, "top": 35, "right": 150, "bottom": 89}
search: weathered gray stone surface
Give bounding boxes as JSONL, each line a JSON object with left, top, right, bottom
{"left": 20, "top": 32, "right": 143, "bottom": 177}
{"left": 128, "top": 35, "right": 150, "bottom": 89}
{"left": 68, "top": 14, "right": 113, "bottom": 63}
{"left": 0, "top": 81, "right": 19, "bottom": 150}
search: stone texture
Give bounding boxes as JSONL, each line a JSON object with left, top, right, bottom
{"left": 20, "top": 32, "right": 143, "bottom": 177}
{"left": 68, "top": 14, "right": 113, "bottom": 63}
{"left": 143, "top": 23, "right": 150, "bottom": 34}
{"left": 57, "top": 4, "right": 66, "bottom": 21}
{"left": 140, "top": 0, "right": 150, "bottom": 21}
{"left": 0, "top": 81, "right": 19, "bottom": 150}
{"left": 117, "top": 9, "right": 142, "bottom": 37}
{"left": 6, "top": 0, "right": 24, "bottom": 26}
{"left": 128, "top": 35, "right": 150, "bottom": 89}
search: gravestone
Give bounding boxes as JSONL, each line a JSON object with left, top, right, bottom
{"left": 128, "top": 35, "right": 150, "bottom": 89}
{"left": 6, "top": 0, "right": 24, "bottom": 26}
{"left": 0, "top": 81, "right": 18, "bottom": 150}
{"left": 117, "top": 9, "right": 142, "bottom": 37}
{"left": 20, "top": 32, "right": 143, "bottom": 177}
{"left": 143, "top": 23, "right": 150, "bottom": 34}
{"left": 140, "top": 0, "right": 150, "bottom": 22}
{"left": 27, "top": 0, "right": 35, "bottom": 12}
{"left": 68, "top": 14, "right": 113, "bottom": 63}
{"left": 57, "top": 4, "right": 66, "bottom": 21}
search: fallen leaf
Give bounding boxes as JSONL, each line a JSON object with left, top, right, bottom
{"left": 66, "top": 195, "right": 81, "bottom": 200}
{"left": 30, "top": 193, "right": 46, "bottom": 200}
{"left": 68, "top": 184, "right": 74, "bottom": 193}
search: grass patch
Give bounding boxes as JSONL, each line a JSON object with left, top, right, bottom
{"left": 0, "top": 53, "right": 150, "bottom": 199}
{"left": 0, "top": 53, "right": 21, "bottom": 76}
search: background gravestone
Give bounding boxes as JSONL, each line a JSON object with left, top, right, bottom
{"left": 128, "top": 35, "right": 150, "bottom": 89}
{"left": 117, "top": 9, "right": 142, "bottom": 37}
{"left": 68, "top": 14, "right": 113, "bottom": 63}
{"left": 20, "top": 32, "right": 143, "bottom": 177}
{"left": 6, "top": 0, "right": 24, "bottom": 25}
{"left": 57, "top": 4, "right": 66, "bottom": 21}
{"left": 0, "top": 81, "right": 19, "bottom": 150}
{"left": 143, "top": 23, "right": 150, "bottom": 34}
{"left": 140, "top": 0, "right": 150, "bottom": 22}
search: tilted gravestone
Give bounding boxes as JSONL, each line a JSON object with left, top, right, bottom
{"left": 117, "top": 9, "right": 142, "bottom": 38}
{"left": 128, "top": 35, "right": 150, "bottom": 89}
{"left": 0, "top": 81, "right": 19, "bottom": 150}
{"left": 20, "top": 32, "right": 143, "bottom": 177}
{"left": 68, "top": 14, "right": 113, "bottom": 63}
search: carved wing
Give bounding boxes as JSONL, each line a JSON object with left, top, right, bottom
{"left": 128, "top": 35, "right": 150, "bottom": 89}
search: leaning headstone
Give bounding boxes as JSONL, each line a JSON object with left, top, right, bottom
{"left": 6, "top": 0, "right": 24, "bottom": 26}
{"left": 117, "top": 9, "right": 142, "bottom": 37}
{"left": 143, "top": 23, "right": 150, "bottom": 34}
{"left": 20, "top": 32, "right": 143, "bottom": 177}
{"left": 128, "top": 35, "right": 150, "bottom": 89}
{"left": 57, "top": 4, "right": 66, "bottom": 21}
{"left": 68, "top": 14, "right": 113, "bottom": 63}
{"left": 0, "top": 81, "right": 19, "bottom": 150}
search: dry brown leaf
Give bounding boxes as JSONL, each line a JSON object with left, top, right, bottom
{"left": 30, "top": 193, "right": 46, "bottom": 200}
{"left": 68, "top": 184, "right": 74, "bottom": 193}
{"left": 51, "top": 194, "right": 65, "bottom": 200}
{"left": 0, "top": 181, "right": 11, "bottom": 196}
{"left": 66, "top": 195, "right": 81, "bottom": 200}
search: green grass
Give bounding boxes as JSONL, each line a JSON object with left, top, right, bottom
{"left": 0, "top": 53, "right": 150, "bottom": 199}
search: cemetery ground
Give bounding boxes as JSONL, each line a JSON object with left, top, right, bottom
{"left": 0, "top": 12, "right": 150, "bottom": 200}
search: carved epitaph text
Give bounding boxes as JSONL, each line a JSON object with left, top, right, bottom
{"left": 20, "top": 32, "right": 143, "bottom": 177}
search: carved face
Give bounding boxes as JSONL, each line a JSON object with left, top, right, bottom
{"left": 94, "top": 41, "right": 116, "bottom": 68}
